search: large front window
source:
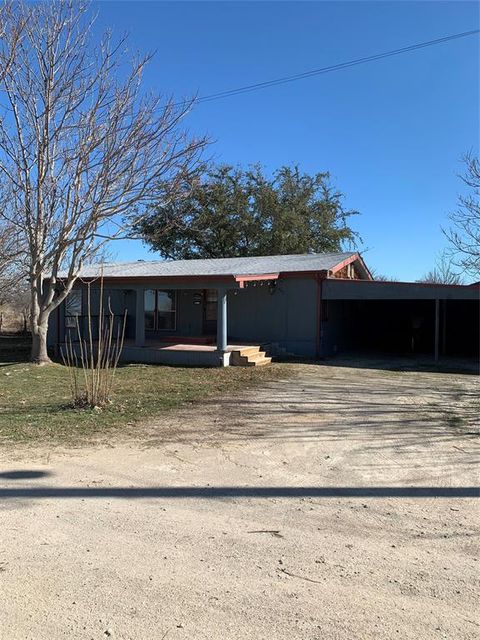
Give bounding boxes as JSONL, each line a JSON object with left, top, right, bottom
{"left": 144, "top": 290, "right": 177, "bottom": 331}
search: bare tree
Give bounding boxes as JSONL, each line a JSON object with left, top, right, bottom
{"left": 369, "top": 268, "right": 393, "bottom": 282}
{"left": 0, "top": 279, "right": 30, "bottom": 334}
{"left": 0, "top": 1, "right": 206, "bottom": 363}
{"left": 0, "top": 220, "right": 26, "bottom": 304}
{"left": 0, "top": 1, "right": 27, "bottom": 305}
{"left": 418, "top": 251, "right": 464, "bottom": 285}
{"left": 444, "top": 153, "right": 480, "bottom": 278}
{"left": 0, "top": 218, "right": 29, "bottom": 333}
{"left": 0, "top": 1, "right": 25, "bottom": 81}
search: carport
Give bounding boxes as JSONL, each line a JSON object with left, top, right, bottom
{"left": 321, "top": 280, "right": 480, "bottom": 361}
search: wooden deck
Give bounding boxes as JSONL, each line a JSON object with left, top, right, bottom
{"left": 125, "top": 340, "right": 251, "bottom": 352}
{"left": 121, "top": 341, "right": 271, "bottom": 367}
{"left": 60, "top": 339, "right": 271, "bottom": 367}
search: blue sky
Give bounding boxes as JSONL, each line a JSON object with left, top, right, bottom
{"left": 94, "top": 1, "right": 479, "bottom": 280}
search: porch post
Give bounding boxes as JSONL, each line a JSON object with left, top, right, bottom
{"left": 442, "top": 299, "right": 447, "bottom": 356}
{"left": 135, "top": 288, "right": 145, "bottom": 347}
{"left": 216, "top": 288, "right": 228, "bottom": 353}
{"left": 434, "top": 298, "right": 440, "bottom": 363}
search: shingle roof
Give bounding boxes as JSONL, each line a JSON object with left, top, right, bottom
{"left": 71, "top": 252, "right": 358, "bottom": 279}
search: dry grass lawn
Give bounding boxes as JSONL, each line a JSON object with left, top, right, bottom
{"left": 0, "top": 335, "right": 290, "bottom": 444}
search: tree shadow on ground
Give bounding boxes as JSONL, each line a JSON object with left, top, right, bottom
{"left": 139, "top": 368, "right": 479, "bottom": 478}
{"left": 0, "top": 470, "right": 52, "bottom": 480}
{"left": 278, "top": 353, "right": 479, "bottom": 375}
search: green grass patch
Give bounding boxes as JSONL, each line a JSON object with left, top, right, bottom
{"left": 0, "top": 359, "right": 292, "bottom": 445}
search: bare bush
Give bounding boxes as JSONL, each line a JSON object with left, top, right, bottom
{"left": 61, "top": 280, "right": 126, "bottom": 408}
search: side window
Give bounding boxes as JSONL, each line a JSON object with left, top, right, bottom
{"left": 65, "top": 289, "right": 82, "bottom": 328}
{"left": 204, "top": 289, "right": 217, "bottom": 323}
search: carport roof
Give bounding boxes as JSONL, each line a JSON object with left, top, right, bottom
{"left": 323, "top": 278, "right": 480, "bottom": 300}
{"left": 61, "top": 251, "right": 366, "bottom": 280}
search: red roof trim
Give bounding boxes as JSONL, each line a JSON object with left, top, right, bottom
{"left": 329, "top": 254, "right": 357, "bottom": 274}
{"left": 234, "top": 272, "right": 279, "bottom": 283}
{"left": 280, "top": 269, "right": 327, "bottom": 279}
{"left": 329, "top": 252, "right": 373, "bottom": 280}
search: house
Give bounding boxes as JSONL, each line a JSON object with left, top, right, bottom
{"left": 48, "top": 251, "right": 479, "bottom": 366}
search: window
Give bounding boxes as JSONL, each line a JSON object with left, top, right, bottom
{"left": 144, "top": 290, "right": 177, "bottom": 331}
{"left": 157, "top": 291, "right": 176, "bottom": 331}
{"left": 65, "top": 289, "right": 82, "bottom": 328}
{"left": 203, "top": 289, "right": 217, "bottom": 334}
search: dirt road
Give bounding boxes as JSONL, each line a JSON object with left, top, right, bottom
{"left": 1, "top": 363, "right": 478, "bottom": 639}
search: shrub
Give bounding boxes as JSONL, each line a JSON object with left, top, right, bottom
{"left": 61, "top": 280, "right": 126, "bottom": 408}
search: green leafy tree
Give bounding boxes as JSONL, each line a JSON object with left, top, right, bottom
{"left": 136, "top": 165, "right": 359, "bottom": 259}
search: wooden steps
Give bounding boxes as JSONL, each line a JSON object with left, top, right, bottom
{"left": 229, "top": 345, "right": 272, "bottom": 367}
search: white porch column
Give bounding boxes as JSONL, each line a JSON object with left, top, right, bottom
{"left": 135, "top": 288, "right": 145, "bottom": 347}
{"left": 216, "top": 288, "right": 228, "bottom": 355}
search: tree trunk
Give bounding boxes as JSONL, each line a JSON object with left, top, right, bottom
{"left": 29, "top": 265, "right": 52, "bottom": 364}
{"left": 30, "top": 316, "right": 51, "bottom": 365}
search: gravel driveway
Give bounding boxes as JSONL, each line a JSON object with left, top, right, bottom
{"left": 0, "top": 363, "right": 478, "bottom": 640}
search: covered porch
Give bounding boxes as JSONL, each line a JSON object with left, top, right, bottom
{"left": 131, "top": 281, "right": 274, "bottom": 366}
{"left": 59, "top": 274, "right": 278, "bottom": 367}
{"left": 133, "top": 285, "right": 231, "bottom": 366}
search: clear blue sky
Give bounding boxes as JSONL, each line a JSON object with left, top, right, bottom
{"left": 95, "top": 1, "right": 479, "bottom": 281}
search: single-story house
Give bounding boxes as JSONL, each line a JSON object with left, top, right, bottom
{"left": 48, "top": 251, "right": 480, "bottom": 366}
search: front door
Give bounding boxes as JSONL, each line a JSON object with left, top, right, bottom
{"left": 203, "top": 289, "right": 217, "bottom": 335}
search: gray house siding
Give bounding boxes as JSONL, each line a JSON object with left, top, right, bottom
{"left": 319, "top": 300, "right": 350, "bottom": 357}
{"left": 228, "top": 276, "right": 318, "bottom": 356}
{"left": 47, "top": 307, "right": 61, "bottom": 347}
{"left": 170, "top": 290, "right": 204, "bottom": 337}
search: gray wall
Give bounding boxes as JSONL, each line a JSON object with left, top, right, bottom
{"left": 319, "top": 300, "right": 350, "bottom": 357}
{"left": 47, "top": 307, "right": 62, "bottom": 347}
{"left": 228, "top": 276, "right": 318, "bottom": 356}
{"left": 171, "top": 290, "right": 203, "bottom": 336}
